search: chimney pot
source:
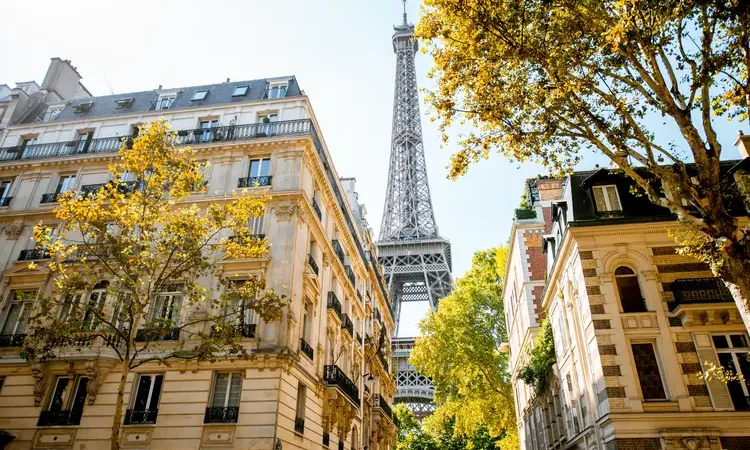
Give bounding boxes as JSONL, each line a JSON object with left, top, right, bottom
{"left": 226, "top": 77, "right": 230, "bottom": 82}
{"left": 158, "top": 84, "right": 162, "bottom": 90}
{"left": 733, "top": 132, "right": 750, "bottom": 159}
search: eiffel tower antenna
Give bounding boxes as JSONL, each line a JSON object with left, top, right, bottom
{"left": 402, "top": 0, "right": 408, "bottom": 25}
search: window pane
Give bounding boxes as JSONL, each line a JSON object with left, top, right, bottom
{"left": 617, "top": 276, "right": 645, "bottom": 313}
{"left": 631, "top": 343, "right": 666, "bottom": 400}
{"left": 250, "top": 160, "right": 261, "bottom": 177}
{"left": 228, "top": 373, "right": 242, "bottom": 407}
{"left": 260, "top": 159, "right": 271, "bottom": 176}
{"left": 212, "top": 373, "right": 229, "bottom": 408}
{"left": 593, "top": 187, "right": 607, "bottom": 211}
{"left": 718, "top": 353, "right": 750, "bottom": 411}
{"left": 49, "top": 377, "right": 71, "bottom": 412}
{"left": 149, "top": 375, "right": 163, "bottom": 410}
{"left": 712, "top": 335, "right": 729, "bottom": 349}
{"left": 133, "top": 376, "right": 152, "bottom": 411}
{"left": 730, "top": 334, "right": 749, "bottom": 349}
{"left": 605, "top": 186, "right": 621, "bottom": 210}
{"left": 2, "top": 304, "right": 21, "bottom": 334}
{"left": 71, "top": 377, "right": 89, "bottom": 413}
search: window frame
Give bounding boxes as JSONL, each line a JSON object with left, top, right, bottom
{"left": 248, "top": 157, "right": 271, "bottom": 178}
{"left": 712, "top": 332, "right": 750, "bottom": 405}
{"left": 130, "top": 373, "right": 164, "bottom": 413}
{"left": 156, "top": 95, "right": 175, "bottom": 111}
{"left": 629, "top": 340, "right": 669, "bottom": 402}
{"left": 55, "top": 173, "right": 78, "bottom": 195}
{"left": 191, "top": 90, "right": 208, "bottom": 101}
{"left": 209, "top": 372, "right": 243, "bottom": 409}
{"left": 267, "top": 82, "right": 288, "bottom": 99}
{"left": 232, "top": 85, "right": 249, "bottom": 97}
{"left": 614, "top": 266, "right": 647, "bottom": 313}
{"left": 45, "top": 375, "right": 89, "bottom": 414}
{"left": 1, "top": 289, "right": 38, "bottom": 335}
{"left": 592, "top": 184, "right": 622, "bottom": 213}
{"left": 149, "top": 284, "right": 183, "bottom": 324}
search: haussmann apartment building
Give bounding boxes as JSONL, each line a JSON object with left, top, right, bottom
{"left": 0, "top": 58, "right": 397, "bottom": 450}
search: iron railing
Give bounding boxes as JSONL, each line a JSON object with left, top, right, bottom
{"left": 294, "top": 416, "right": 305, "bottom": 434}
{"left": 37, "top": 409, "right": 83, "bottom": 426}
{"left": 327, "top": 292, "right": 342, "bottom": 319}
{"left": 373, "top": 394, "right": 393, "bottom": 420}
{"left": 377, "top": 349, "right": 389, "bottom": 372}
{"left": 40, "top": 193, "right": 59, "bottom": 204}
{"left": 213, "top": 323, "right": 256, "bottom": 339}
{"left": 300, "top": 338, "right": 314, "bottom": 360}
{"left": 670, "top": 277, "right": 735, "bottom": 311}
{"left": 332, "top": 240, "right": 345, "bottom": 265}
{"left": 356, "top": 332, "right": 363, "bottom": 345}
{"left": 0, "top": 136, "right": 124, "bottom": 161}
{"left": 0, "top": 334, "right": 26, "bottom": 347}
{"left": 345, "top": 265, "right": 355, "bottom": 287}
{"left": 0, "top": 197, "right": 11, "bottom": 207}
{"left": 374, "top": 309, "right": 381, "bottom": 322}
{"left": 341, "top": 314, "right": 353, "bottom": 337}
{"left": 204, "top": 407, "right": 239, "bottom": 423}
{"left": 312, "top": 198, "right": 322, "bottom": 220}
{"left": 135, "top": 327, "right": 180, "bottom": 342}
{"left": 237, "top": 176, "right": 272, "bottom": 188}
{"left": 324, "top": 365, "right": 360, "bottom": 405}
{"left": 124, "top": 409, "right": 158, "bottom": 425}
{"left": 323, "top": 433, "right": 330, "bottom": 447}
{"left": 307, "top": 254, "right": 319, "bottom": 276}
{"left": 18, "top": 248, "right": 50, "bottom": 261}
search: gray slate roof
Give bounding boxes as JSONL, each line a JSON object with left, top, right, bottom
{"left": 22, "top": 77, "right": 301, "bottom": 124}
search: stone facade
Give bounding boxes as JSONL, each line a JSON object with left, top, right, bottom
{"left": 0, "top": 60, "right": 397, "bottom": 450}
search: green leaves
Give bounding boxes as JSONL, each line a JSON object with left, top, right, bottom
{"left": 516, "top": 319, "right": 556, "bottom": 396}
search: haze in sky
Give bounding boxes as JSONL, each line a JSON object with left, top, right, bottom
{"left": 1, "top": 1, "right": 744, "bottom": 336}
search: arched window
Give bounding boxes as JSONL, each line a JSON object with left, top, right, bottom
{"left": 615, "top": 267, "right": 646, "bottom": 313}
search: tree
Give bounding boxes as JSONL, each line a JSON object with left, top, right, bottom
{"left": 409, "top": 248, "right": 517, "bottom": 450}
{"left": 394, "top": 404, "right": 501, "bottom": 450}
{"left": 416, "top": 0, "right": 750, "bottom": 323}
{"left": 23, "top": 120, "right": 287, "bottom": 450}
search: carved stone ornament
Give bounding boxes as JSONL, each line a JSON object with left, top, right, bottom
{"left": 3, "top": 223, "right": 24, "bottom": 240}
{"left": 274, "top": 205, "right": 297, "bottom": 221}
{"left": 680, "top": 438, "right": 703, "bottom": 450}
{"left": 31, "top": 362, "right": 47, "bottom": 407}
{"left": 85, "top": 359, "right": 115, "bottom": 405}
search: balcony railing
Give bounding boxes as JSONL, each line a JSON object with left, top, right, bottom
{"left": 0, "top": 196, "right": 12, "bottom": 207}
{"left": 332, "top": 240, "right": 345, "bottom": 265}
{"left": 324, "top": 365, "right": 360, "bottom": 406}
{"left": 204, "top": 407, "right": 239, "bottom": 423}
{"left": 374, "top": 309, "right": 381, "bottom": 322}
{"left": 40, "top": 192, "right": 59, "bottom": 204}
{"left": 307, "top": 254, "right": 319, "bottom": 276}
{"left": 237, "top": 176, "right": 272, "bottom": 188}
{"left": 356, "top": 290, "right": 362, "bottom": 303}
{"left": 312, "top": 198, "right": 322, "bottom": 220}
{"left": 345, "top": 265, "right": 355, "bottom": 287}
{"left": 213, "top": 323, "right": 256, "bottom": 339}
{"left": 0, "top": 334, "right": 26, "bottom": 347}
{"left": 37, "top": 409, "right": 83, "bottom": 426}
{"left": 341, "top": 314, "right": 353, "bottom": 337}
{"left": 300, "top": 338, "right": 314, "bottom": 360}
{"left": 323, "top": 432, "right": 330, "bottom": 447}
{"left": 327, "top": 292, "right": 342, "bottom": 320}
{"left": 0, "top": 135, "right": 125, "bottom": 162}
{"left": 377, "top": 349, "right": 389, "bottom": 372}
{"left": 135, "top": 327, "right": 180, "bottom": 342}
{"left": 294, "top": 416, "right": 305, "bottom": 434}
{"left": 373, "top": 394, "right": 393, "bottom": 420}
{"left": 124, "top": 409, "right": 158, "bottom": 425}
{"left": 356, "top": 332, "right": 363, "bottom": 345}
{"left": 669, "top": 277, "right": 735, "bottom": 311}
{"left": 18, "top": 248, "right": 50, "bottom": 261}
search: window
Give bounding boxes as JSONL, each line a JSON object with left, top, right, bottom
{"left": 1, "top": 290, "right": 37, "bottom": 336}
{"left": 295, "top": 382, "right": 307, "bottom": 434}
{"left": 248, "top": 214, "right": 265, "bottom": 236}
{"left": 631, "top": 343, "right": 667, "bottom": 401}
{"left": 199, "top": 119, "right": 218, "bottom": 142}
{"left": 21, "top": 136, "right": 38, "bottom": 148}
{"left": 258, "top": 113, "right": 278, "bottom": 124}
{"left": 302, "top": 302, "right": 313, "bottom": 342}
{"left": 56, "top": 174, "right": 78, "bottom": 195}
{"left": 225, "top": 280, "right": 256, "bottom": 327}
{"left": 0, "top": 179, "right": 13, "bottom": 207}
{"left": 126, "top": 374, "right": 163, "bottom": 424}
{"left": 156, "top": 95, "right": 174, "bottom": 111}
{"left": 75, "top": 131, "right": 93, "bottom": 154}
{"left": 267, "top": 83, "right": 287, "bottom": 99}
{"left": 713, "top": 333, "right": 750, "bottom": 411}
{"left": 111, "top": 294, "right": 132, "bottom": 332}
{"left": 615, "top": 267, "right": 646, "bottom": 313}
{"left": 592, "top": 185, "right": 622, "bottom": 213}
{"left": 39, "top": 375, "right": 88, "bottom": 426}
{"left": 72, "top": 101, "right": 93, "bottom": 113}
{"left": 232, "top": 85, "right": 249, "bottom": 97}
{"left": 206, "top": 372, "right": 242, "bottom": 423}
{"left": 81, "top": 281, "right": 108, "bottom": 331}
{"left": 130, "top": 125, "right": 140, "bottom": 137}
{"left": 42, "top": 106, "right": 63, "bottom": 122}
{"left": 249, "top": 158, "right": 271, "bottom": 177}
{"left": 115, "top": 97, "right": 134, "bottom": 108}
{"left": 192, "top": 90, "right": 208, "bottom": 101}
{"left": 150, "top": 285, "right": 182, "bottom": 324}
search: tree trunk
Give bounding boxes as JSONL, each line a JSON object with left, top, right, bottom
{"left": 722, "top": 253, "right": 750, "bottom": 335}
{"left": 111, "top": 358, "right": 130, "bottom": 450}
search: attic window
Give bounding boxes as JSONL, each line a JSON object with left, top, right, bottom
{"left": 192, "top": 90, "right": 208, "bottom": 101}
{"left": 72, "top": 102, "right": 93, "bottom": 113}
{"left": 114, "top": 97, "right": 134, "bottom": 108}
{"left": 232, "top": 85, "right": 249, "bottom": 97}
{"left": 592, "top": 185, "right": 622, "bottom": 214}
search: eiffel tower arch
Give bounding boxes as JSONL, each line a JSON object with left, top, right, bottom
{"left": 376, "top": 4, "right": 453, "bottom": 418}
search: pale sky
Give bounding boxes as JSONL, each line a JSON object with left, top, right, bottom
{"left": 1, "top": 1, "right": 744, "bottom": 337}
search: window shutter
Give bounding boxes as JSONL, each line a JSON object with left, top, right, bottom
{"left": 693, "top": 333, "right": 734, "bottom": 410}
{"left": 212, "top": 373, "right": 229, "bottom": 408}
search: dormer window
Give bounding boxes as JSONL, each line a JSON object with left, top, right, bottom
{"left": 72, "top": 102, "right": 93, "bottom": 113}
{"left": 232, "top": 85, "right": 248, "bottom": 97}
{"left": 192, "top": 90, "right": 208, "bottom": 101}
{"left": 156, "top": 95, "right": 175, "bottom": 111}
{"left": 114, "top": 97, "right": 134, "bottom": 109}
{"left": 592, "top": 185, "right": 622, "bottom": 216}
{"left": 266, "top": 82, "right": 287, "bottom": 99}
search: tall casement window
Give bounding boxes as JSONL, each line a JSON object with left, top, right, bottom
{"left": 58, "top": 281, "right": 109, "bottom": 330}
{"left": 224, "top": 280, "right": 256, "bottom": 339}
{"left": 267, "top": 83, "right": 288, "bottom": 99}
{"left": 111, "top": 294, "right": 132, "bottom": 332}
{"left": 205, "top": 372, "right": 242, "bottom": 423}
{"left": 615, "top": 267, "right": 646, "bottom": 313}
{"left": 631, "top": 343, "right": 667, "bottom": 401}
{"left": 713, "top": 333, "right": 750, "bottom": 411}
{"left": 126, "top": 374, "right": 164, "bottom": 424}
{"left": 75, "top": 130, "right": 93, "bottom": 154}
{"left": 156, "top": 95, "right": 174, "bottom": 111}
{"left": 150, "top": 284, "right": 182, "bottom": 325}
{"left": 250, "top": 158, "right": 271, "bottom": 184}
{"left": 248, "top": 214, "right": 265, "bottom": 237}
{"left": 199, "top": 119, "right": 218, "bottom": 142}
{"left": 1, "top": 290, "right": 37, "bottom": 338}
{"left": 56, "top": 174, "right": 78, "bottom": 195}
{"left": 294, "top": 382, "right": 307, "bottom": 434}
{"left": 302, "top": 302, "right": 312, "bottom": 343}
{"left": 592, "top": 185, "right": 622, "bottom": 214}
{"left": 38, "top": 375, "right": 89, "bottom": 426}
{"left": 0, "top": 178, "right": 13, "bottom": 207}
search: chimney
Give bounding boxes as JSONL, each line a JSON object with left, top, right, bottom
{"left": 158, "top": 84, "right": 162, "bottom": 90}
{"left": 734, "top": 131, "right": 750, "bottom": 159}
{"left": 41, "top": 57, "right": 86, "bottom": 101}
{"left": 226, "top": 78, "right": 230, "bottom": 82}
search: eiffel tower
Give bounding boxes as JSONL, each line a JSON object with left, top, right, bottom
{"left": 376, "top": 1, "right": 453, "bottom": 418}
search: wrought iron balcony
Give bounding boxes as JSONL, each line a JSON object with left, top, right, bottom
{"left": 135, "top": 327, "right": 180, "bottom": 342}
{"left": 312, "top": 198, "right": 322, "bottom": 220}
{"left": 0, "top": 135, "right": 124, "bottom": 162}
{"left": 204, "top": 407, "right": 239, "bottom": 423}
{"left": 37, "top": 409, "right": 83, "bottom": 426}
{"left": 332, "top": 240, "right": 345, "bottom": 265}
{"left": 0, "top": 334, "right": 26, "bottom": 347}
{"left": 237, "top": 176, "right": 272, "bottom": 188}
{"left": 345, "top": 265, "right": 355, "bottom": 287}
{"left": 373, "top": 394, "right": 393, "bottom": 421}
{"left": 327, "top": 292, "right": 342, "bottom": 320}
{"left": 300, "top": 338, "right": 314, "bottom": 360}
{"left": 40, "top": 193, "right": 60, "bottom": 204}
{"left": 323, "top": 365, "right": 360, "bottom": 406}
{"left": 18, "top": 248, "right": 50, "bottom": 261}
{"left": 374, "top": 309, "right": 381, "bottom": 322}
{"left": 213, "top": 323, "right": 256, "bottom": 339}
{"left": 323, "top": 432, "right": 330, "bottom": 447}
{"left": 341, "top": 314, "right": 353, "bottom": 337}
{"left": 356, "top": 332, "right": 363, "bottom": 345}
{"left": 228, "top": 234, "right": 266, "bottom": 245}
{"left": 294, "top": 416, "right": 305, "bottom": 434}
{"left": 0, "top": 196, "right": 11, "bottom": 207}
{"left": 307, "top": 254, "right": 319, "bottom": 276}
{"left": 669, "top": 277, "right": 735, "bottom": 311}
{"left": 124, "top": 409, "right": 158, "bottom": 425}
{"left": 377, "top": 349, "right": 389, "bottom": 372}
{"left": 356, "top": 290, "right": 362, "bottom": 303}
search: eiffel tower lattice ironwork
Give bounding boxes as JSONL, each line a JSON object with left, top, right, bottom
{"left": 377, "top": 2, "right": 453, "bottom": 418}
